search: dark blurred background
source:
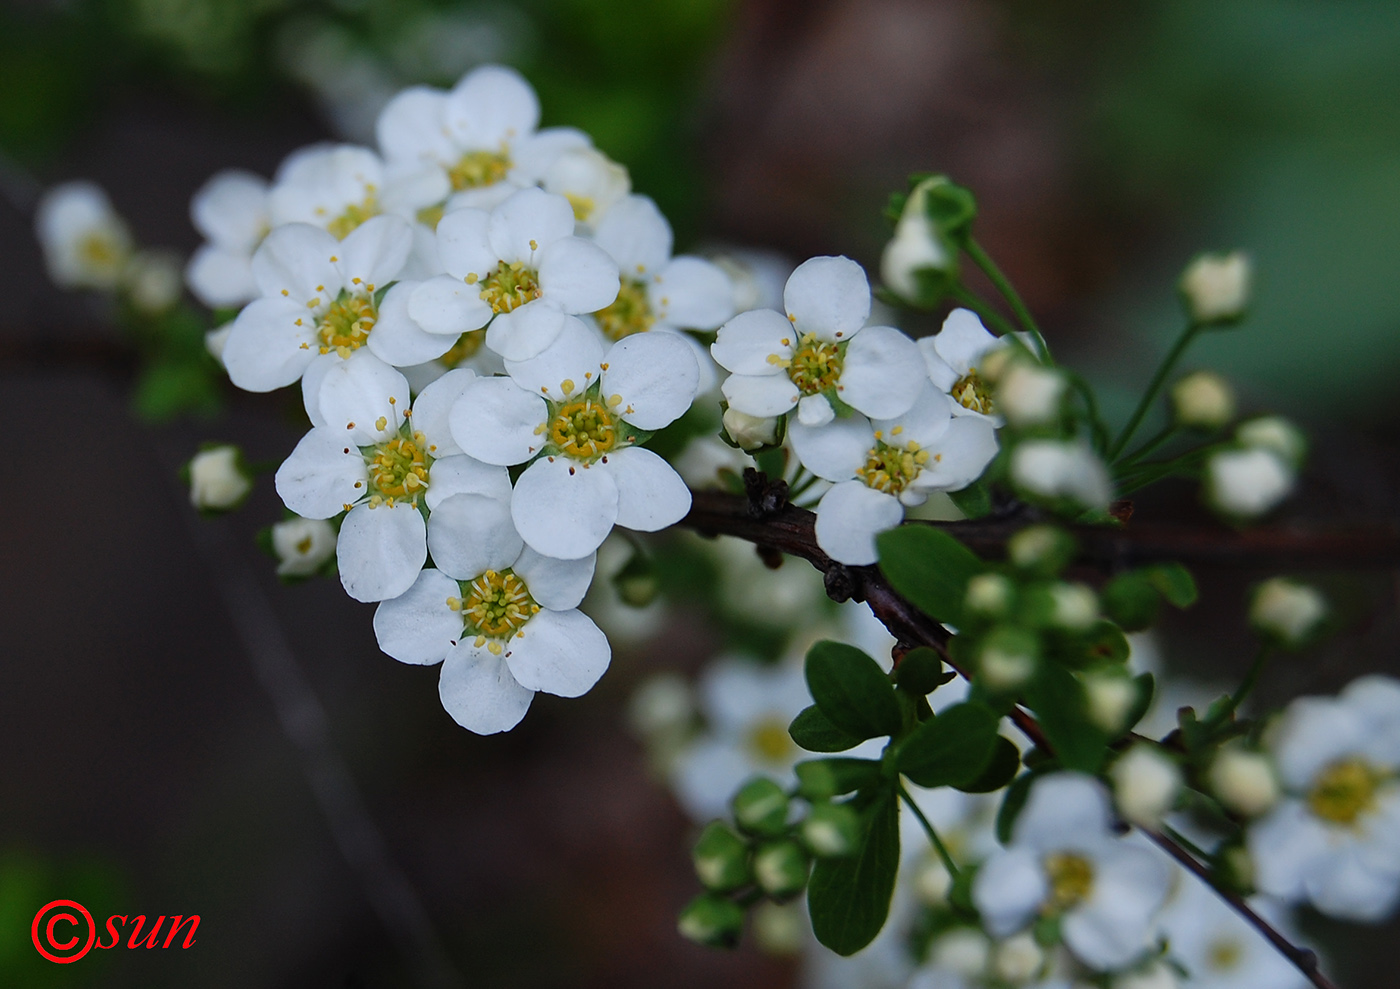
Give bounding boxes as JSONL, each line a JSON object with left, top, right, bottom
{"left": 2, "top": 0, "right": 1399, "bottom": 985}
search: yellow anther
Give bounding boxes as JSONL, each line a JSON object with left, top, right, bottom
{"left": 476, "top": 260, "right": 542, "bottom": 314}
{"left": 549, "top": 397, "right": 618, "bottom": 461}
{"left": 594, "top": 278, "right": 654, "bottom": 341}
{"left": 375, "top": 416, "right": 388, "bottom": 431}
{"left": 561, "top": 378, "right": 576, "bottom": 396}
{"left": 891, "top": 425, "right": 904, "bottom": 435}
{"left": 448, "top": 149, "right": 511, "bottom": 191}
{"left": 460, "top": 569, "right": 538, "bottom": 640}
{"left": 529, "top": 239, "right": 538, "bottom": 251}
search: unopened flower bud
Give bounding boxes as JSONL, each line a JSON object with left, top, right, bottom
{"left": 678, "top": 893, "right": 745, "bottom": 948}
{"left": 1237, "top": 415, "right": 1306, "bottom": 469}
{"left": 1209, "top": 746, "right": 1279, "bottom": 818}
{"left": 1206, "top": 447, "right": 1294, "bottom": 519}
{"left": 1170, "top": 371, "right": 1235, "bottom": 430}
{"left": 1250, "top": 578, "right": 1327, "bottom": 647}
{"left": 188, "top": 444, "right": 252, "bottom": 511}
{"left": 996, "top": 362, "right": 1067, "bottom": 428}
{"left": 930, "top": 928, "right": 991, "bottom": 977}
{"left": 1008, "top": 525, "right": 1076, "bottom": 575}
{"left": 123, "top": 249, "right": 183, "bottom": 313}
{"left": 800, "top": 802, "right": 861, "bottom": 858}
{"left": 1180, "top": 251, "right": 1251, "bottom": 324}
{"left": 753, "top": 840, "right": 810, "bottom": 898}
{"left": 271, "top": 516, "right": 336, "bottom": 577}
{"left": 1082, "top": 671, "right": 1139, "bottom": 735}
{"left": 722, "top": 407, "right": 781, "bottom": 451}
{"left": 1109, "top": 744, "right": 1182, "bottom": 826}
{"left": 751, "top": 901, "right": 804, "bottom": 955}
{"left": 992, "top": 932, "right": 1044, "bottom": 983}
{"left": 732, "top": 777, "right": 789, "bottom": 836}
{"left": 980, "top": 628, "right": 1038, "bottom": 691}
{"left": 965, "top": 573, "right": 1014, "bottom": 619}
{"left": 1049, "top": 582, "right": 1099, "bottom": 631}
{"left": 881, "top": 176, "right": 960, "bottom": 304}
{"left": 693, "top": 821, "right": 751, "bottom": 892}
{"left": 1011, "top": 439, "right": 1113, "bottom": 510}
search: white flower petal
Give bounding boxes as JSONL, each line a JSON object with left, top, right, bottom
{"left": 784, "top": 255, "right": 871, "bottom": 342}
{"left": 449, "top": 377, "right": 548, "bottom": 465}
{"left": 317, "top": 350, "right": 411, "bottom": 445}
{"left": 813, "top": 481, "right": 903, "bottom": 565}
{"left": 435, "top": 207, "right": 497, "bottom": 280}
{"left": 424, "top": 454, "right": 513, "bottom": 510}
{"left": 486, "top": 299, "right": 569, "bottom": 361}
{"left": 506, "top": 608, "right": 610, "bottom": 698}
{"left": 512, "top": 547, "right": 596, "bottom": 611}
{"left": 934, "top": 308, "right": 1000, "bottom": 375}
{"left": 1064, "top": 846, "right": 1169, "bottom": 969}
{"left": 721, "top": 372, "right": 799, "bottom": 417}
{"left": 439, "top": 640, "right": 534, "bottom": 735}
{"left": 606, "top": 446, "right": 691, "bottom": 532}
{"left": 1250, "top": 800, "right": 1329, "bottom": 901}
{"left": 592, "top": 194, "right": 672, "bottom": 274}
{"left": 601, "top": 332, "right": 699, "bottom": 429}
{"left": 373, "top": 568, "right": 462, "bottom": 665}
{"left": 336, "top": 214, "right": 412, "bottom": 290}
{"left": 191, "top": 169, "right": 269, "bottom": 250}
{"left": 914, "top": 416, "right": 999, "bottom": 493}
{"left": 275, "top": 429, "right": 368, "bottom": 519}
{"left": 222, "top": 297, "right": 319, "bottom": 391}
{"left": 788, "top": 415, "right": 872, "bottom": 481}
{"left": 251, "top": 223, "right": 340, "bottom": 301}
{"left": 972, "top": 847, "right": 1048, "bottom": 938}
{"left": 651, "top": 255, "right": 734, "bottom": 330}
{"left": 444, "top": 65, "right": 540, "bottom": 150}
{"left": 186, "top": 245, "right": 258, "bottom": 309}
{"left": 300, "top": 352, "right": 338, "bottom": 429}
{"left": 797, "top": 393, "right": 835, "bottom": 427}
{"left": 511, "top": 456, "right": 619, "bottom": 560}
{"left": 489, "top": 187, "right": 575, "bottom": 262}
{"left": 919, "top": 337, "right": 961, "bottom": 391}
{"left": 427, "top": 492, "right": 524, "bottom": 579}
{"left": 337, "top": 502, "right": 427, "bottom": 603}
{"left": 838, "top": 324, "right": 925, "bottom": 419}
{"left": 410, "top": 368, "right": 479, "bottom": 456}
{"left": 503, "top": 314, "right": 603, "bottom": 403}
{"left": 407, "top": 274, "right": 494, "bottom": 336}
{"left": 539, "top": 236, "right": 620, "bottom": 314}
{"left": 876, "top": 385, "right": 953, "bottom": 448}
{"left": 366, "top": 282, "right": 457, "bottom": 366}
{"left": 711, "top": 308, "right": 794, "bottom": 375}
{"left": 509, "top": 127, "right": 592, "bottom": 184}
{"left": 375, "top": 86, "right": 455, "bottom": 166}
{"left": 1013, "top": 773, "right": 1113, "bottom": 852}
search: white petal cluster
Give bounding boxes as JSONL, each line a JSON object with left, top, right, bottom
{"left": 35, "top": 181, "right": 134, "bottom": 290}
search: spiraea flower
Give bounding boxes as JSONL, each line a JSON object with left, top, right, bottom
{"left": 372, "top": 491, "right": 606, "bottom": 734}
{"left": 274, "top": 352, "right": 512, "bottom": 602}
{"left": 1249, "top": 675, "right": 1400, "bottom": 921}
{"left": 449, "top": 316, "right": 699, "bottom": 559}
{"left": 270, "top": 516, "right": 338, "bottom": 577}
{"left": 972, "top": 773, "right": 1170, "bottom": 970}
{"left": 375, "top": 64, "right": 590, "bottom": 216}
{"left": 1159, "top": 871, "right": 1309, "bottom": 989}
{"left": 787, "top": 385, "right": 998, "bottom": 564}
{"left": 711, "top": 255, "right": 926, "bottom": 428}
{"left": 188, "top": 444, "right": 252, "bottom": 511}
{"left": 541, "top": 145, "right": 631, "bottom": 231}
{"left": 35, "top": 180, "right": 133, "bottom": 290}
{"left": 185, "top": 169, "right": 271, "bottom": 308}
{"left": 268, "top": 144, "right": 389, "bottom": 237}
{"left": 405, "top": 187, "right": 619, "bottom": 361}
{"left": 220, "top": 214, "right": 414, "bottom": 394}
{"left": 920, "top": 308, "right": 1015, "bottom": 422}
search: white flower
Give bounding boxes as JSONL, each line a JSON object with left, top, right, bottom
{"left": 972, "top": 773, "right": 1170, "bottom": 970}
{"left": 275, "top": 353, "right": 511, "bottom": 602}
{"left": 1205, "top": 447, "right": 1293, "bottom": 519}
{"left": 709, "top": 247, "right": 792, "bottom": 315}
{"left": 712, "top": 255, "right": 926, "bottom": 428}
{"left": 268, "top": 143, "right": 388, "bottom": 236}
{"left": 541, "top": 145, "right": 630, "bottom": 231}
{"left": 271, "top": 516, "right": 337, "bottom": 577}
{"left": 123, "top": 249, "right": 183, "bottom": 313}
{"left": 881, "top": 176, "right": 956, "bottom": 302}
{"left": 1250, "top": 578, "right": 1326, "bottom": 646}
{"left": 407, "top": 187, "right": 618, "bottom": 361}
{"left": 1209, "top": 746, "right": 1280, "bottom": 819}
{"left": 1159, "top": 873, "right": 1309, "bottom": 989}
{"left": 185, "top": 169, "right": 270, "bottom": 308}
{"left": 188, "top": 445, "right": 252, "bottom": 510}
{"left": 220, "top": 214, "right": 414, "bottom": 393}
{"left": 996, "top": 361, "right": 1067, "bottom": 429}
{"left": 35, "top": 181, "right": 133, "bottom": 290}
{"left": 1109, "top": 744, "right": 1182, "bottom": 827}
{"left": 1170, "top": 371, "right": 1234, "bottom": 430}
{"left": 1236, "top": 416, "right": 1305, "bottom": 469}
{"left": 1011, "top": 439, "right": 1113, "bottom": 509}
{"left": 372, "top": 507, "right": 606, "bottom": 735}
{"left": 722, "top": 407, "right": 780, "bottom": 451}
{"left": 1114, "top": 962, "right": 1179, "bottom": 989}
{"left": 788, "top": 385, "right": 998, "bottom": 564}
{"left": 919, "top": 308, "right": 1015, "bottom": 422}
{"left": 1249, "top": 675, "right": 1400, "bottom": 920}
{"left": 449, "top": 317, "right": 698, "bottom": 559}
{"left": 1180, "top": 251, "right": 1251, "bottom": 324}
{"left": 375, "top": 64, "right": 589, "bottom": 214}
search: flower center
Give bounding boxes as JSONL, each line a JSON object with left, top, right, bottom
{"left": 324, "top": 193, "right": 378, "bottom": 240}
{"left": 595, "top": 278, "right": 653, "bottom": 341}
{"left": 449, "top": 569, "right": 540, "bottom": 653}
{"left": 566, "top": 193, "right": 595, "bottom": 222}
{"left": 746, "top": 717, "right": 795, "bottom": 764}
{"left": 1207, "top": 938, "right": 1244, "bottom": 972}
{"left": 318, "top": 291, "right": 377, "bottom": 357}
{"left": 857, "top": 436, "right": 931, "bottom": 495}
{"left": 1308, "top": 758, "right": 1381, "bottom": 826}
{"left": 1042, "top": 852, "right": 1095, "bottom": 912}
{"left": 951, "top": 369, "right": 994, "bottom": 415}
{"left": 440, "top": 329, "right": 486, "bottom": 368}
{"left": 786, "top": 333, "right": 843, "bottom": 395}
{"left": 365, "top": 430, "right": 431, "bottom": 507}
{"left": 471, "top": 260, "right": 542, "bottom": 315}
{"left": 549, "top": 397, "right": 617, "bottom": 460}
{"left": 79, "top": 233, "right": 121, "bottom": 268}
{"left": 448, "top": 149, "right": 512, "bottom": 191}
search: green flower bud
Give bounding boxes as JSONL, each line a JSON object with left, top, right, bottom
{"left": 732, "top": 777, "right": 790, "bottom": 837}
{"left": 1007, "top": 525, "right": 1076, "bottom": 576}
{"left": 800, "top": 802, "right": 862, "bottom": 858}
{"left": 753, "top": 840, "right": 811, "bottom": 899}
{"left": 677, "top": 893, "right": 745, "bottom": 948}
{"left": 692, "top": 821, "right": 751, "bottom": 892}
{"left": 1250, "top": 577, "right": 1327, "bottom": 647}
{"left": 979, "top": 626, "right": 1039, "bottom": 691}
{"left": 964, "top": 573, "right": 1014, "bottom": 620}
{"left": 1171, "top": 370, "right": 1235, "bottom": 430}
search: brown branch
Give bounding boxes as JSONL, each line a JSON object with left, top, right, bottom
{"left": 678, "top": 482, "right": 1340, "bottom": 989}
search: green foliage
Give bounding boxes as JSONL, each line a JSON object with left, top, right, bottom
{"left": 1023, "top": 664, "right": 1110, "bottom": 773}
{"left": 692, "top": 822, "right": 751, "bottom": 893}
{"left": 876, "top": 526, "right": 985, "bottom": 627}
{"left": 794, "top": 758, "right": 884, "bottom": 801}
{"left": 895, "top": 647, "right": 952, "bottom": 696}
{"left": 897, "top": 702, "right": 1001, "bottom": 790}
{"left": 960, "top": 737, "right": 1022, "bottom": 794}
{"left": 732, "top": 777, "right": 789, "bottom": 838}
{"left": 807, "top": 791, "right": 900, "bottom": 956}
{"left": 804, "top": 641, "right": 902, "bottom": 741}
{"left": 789, "top": 705, "right": 865, "bottom": 753}
{"left": 678, "top": 893, "right": 745, "bottom": 948}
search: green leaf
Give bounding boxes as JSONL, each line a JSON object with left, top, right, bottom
{"left": 789, "top": 705, "right": 864, "bottom": 753}
{"left": 1123, "top": 672, "right": 1156, "bottom": 732}
{"left": 1101, "top": 572, "right": 1161, "bottom": 632}
{"left": 876, "top": 526, "right": 984, "bottom": 627}
{"left": 1022, "top": 664, "right": 1109, "bottom": 774}
{"left": 1081, "top": 620, "right": 1131, "bottom": 666}
{"left": 897, "top": 702, "right": 1000, "bottom": 789}
{"left": 995, "top": 773, "right": 1035, "bottom": 844}
{"left": 794, "top": 758, "right": 884, "bottom": 801}
{"left": 959, "top": 736, "right": 1021, "bottom": 793}
{"left": 808, "top": 791, "right": 900, "bottom": 955}
{"left": 805, "top": 641, "right": 902, "bottom": 740}
{"left": 1147, "top": 563, "right": 1198, "bottom": 608}
{"left": 895, "top": 647, "right": 948, "bottom": 696}
{"left": 948, "top": 480, "right": 993, "bottom": 520}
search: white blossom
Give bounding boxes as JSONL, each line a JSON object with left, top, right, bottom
{"left": 1159, "top": 872, "right": 1308, "bottom": 989}
{"left": 1205, "top": 447, "right": 1294, "bottom": 519}
{"left": 189, "top": 445, "right": 252, "bottom": 510}
{"left": 268, "top": 143, "right": 391, "bottom": 235}
{"left": 35, "top": 181, "right": 133, "bottom": 290}
{"left": 541, "top": 145, "right": 630, "bottom": 231}
{"left": 186, "top": 169, "right": 271, "bottom": 308}
{"left": 722, "top": 407, "right": 781, "bottom": 451}
{"left": 1180, "top": 251, "right": 1251, "bottom": 324}
{"left": 881, "top": 175, "right": 956, "bottom": 302}
{"left": 1011, "top": 439, "right": 1112, "bottom": 510}
{"left": 1170, "top": 371, "right": 1234, "bottom": 430}
{"left": 1250, "top": 578, "right": 1326, "bottom": 646}
{"left": 919, "top": 308, "right": 1015, "bottom": 423}
{"left": 271, "top": 516, "right": 337, "bottom": 577}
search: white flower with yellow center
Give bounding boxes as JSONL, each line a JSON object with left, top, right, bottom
{"left": 275, "top": 352, "right": 511, "bottom": 602}
{"left": 920, "top": 308, "right": 1015, "bottom": 422}
{"left": 1159, "top": 873, "right": 1308, "bottom": 989}
{"left": 271, "top": 516, "right": 337, "bottom": 578}
{"left": 268, "top": 144, "right": 390, "bottom": 238}
{"left": 405, "top": 187, "right": 619, "bottom": 362}
{"left": 375, "top": 64, "right": 590, "bottom": 217}
{"left": 35, "top": 180, "right": 133, "bottom": 290}
{"left": 787, "top": 385, "right": 998, "bottom": 565}
{"left": 448, "top": 315, "right": 699, "bottom": 559}
{"left": 541, "top": 145, "right": 631, "bottom": 231}
{"left": 589, "top": 194, "right": 734, "bottom": 390}
{"left": 711, "top": 255, "right": 926, "bottom": 428}
{"left": 185, "top": 169, "right": 270, "bottom": 308}
{"left": 972, "top": 773, "right": 1170, "bottom": 971}
{"left": 371, "top": 494, "right": 605, "bottom": 735}
{"left": 220, "top": 214, "right": 414, "bottom": 394}
{"left": 1249, "top": 675, "right": 1400, "bottom": 921}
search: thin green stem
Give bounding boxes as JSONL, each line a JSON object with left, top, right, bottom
{"left": 1119, "top": 425, "right": 1180, "bottom": 468}
{"left": 965, "top": 239, "right": 1051, "bottom": 364}
{"left": 898, "top": 784, "right": 959, "bottom": 880}
{"left": 949, "top": 285, "right": 1019, "bottom": 340}
{"left": 1109, "top": 322, "right": 1202, "bottom": 460}
{"left": 1161, "top": 823, "right": 1214, "bottom": 864}
{"left": 1219, "top": 646, "right": 1272, "bottom": 723}
{"left": 1066, "top": 372, "right": 1110, "bottom": 454}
